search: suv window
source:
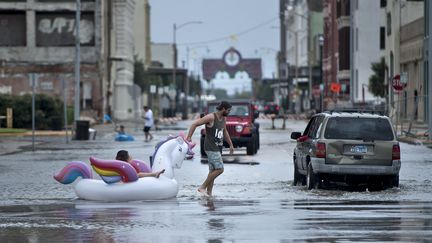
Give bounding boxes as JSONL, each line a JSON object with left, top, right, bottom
{"left": 324, "top": 117, "right": 394, "bottom": 141}
{"left": 208, "top": 104, "right": 249, "bottom": 116}
{"left": 303, "top": 116, "right": 324, "bottom": 139}
{"left": 309, "top": 116, "right": 324, "bottom": 139}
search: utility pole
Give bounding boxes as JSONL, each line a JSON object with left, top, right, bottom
{"left": 295, "top": 31, "right": 299, "bottom": 114}
{"left": 279, "top": 0, "right": 288, "bottom": 112}
{"left": 427, "top": 1, "right": 432, "bottom": 140}
{"left": 172, "top": 23, "right": 177, "bottom": 117}
{"left": 74, "top": 0, "right": 81, "bottom": 122}
{"left": 349, "top": 0, "right": 354, "bottom": 103}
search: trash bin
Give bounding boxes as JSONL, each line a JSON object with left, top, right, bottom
{"left": 50, "top": 116, "right": 62, "bottom": 131}
{"left": 75, "top": 120, "right": 89, "bottom": 140}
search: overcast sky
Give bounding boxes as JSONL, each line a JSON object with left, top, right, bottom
{"left": 150, "top": 0, "right": 279, "bottom": 95}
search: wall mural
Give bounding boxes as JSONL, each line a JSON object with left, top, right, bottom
{"left": 36, "top": 12, "right": 95, "bottom": 46}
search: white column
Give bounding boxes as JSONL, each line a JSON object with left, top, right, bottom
{"left": 112, "top": 0, "right": 136, "bottom": 120}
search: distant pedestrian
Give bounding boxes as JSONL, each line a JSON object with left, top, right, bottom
{"left": 115, "top": 125, "right": 126, "bottom": 135}
{"left": 186, "top": 100, "right": 234, "bottom": 197}
{"left": 143, "top": 106, "right": 154, "bottom": 142}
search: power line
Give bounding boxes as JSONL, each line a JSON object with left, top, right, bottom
{"left": 178, "top": 16, "right": 278, "bottom": 46}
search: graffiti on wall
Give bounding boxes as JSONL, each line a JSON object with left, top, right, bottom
{"left": 36, "top": 12, "right": 95, "bottom": 46}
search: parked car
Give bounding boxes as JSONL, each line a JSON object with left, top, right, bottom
{"left": 263, "top": 102, "right": 280, "bottom": 115}
{"left": 290, "top": 111, "right": 401, "bottom": 190}
{"left": 201, "top": 100, "right": 260, "bottom": 156}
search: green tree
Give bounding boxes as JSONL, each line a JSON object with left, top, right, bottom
{"left": 232, "top": 90, "right": 252, "bottom": 99}
{"left": 369, "top": 57, "right": 386, "bottom": 98}
{"left": 134, "top": 55, "right": 146, "bottom": 90}
{"left": 212, "top": 88, "right": 229, "bottom": 100}
{"left": 0, "top": 94, "right": 65, "bottom": 129}
{"left": 255, "top": 81, "right": 274, "bottom": 101}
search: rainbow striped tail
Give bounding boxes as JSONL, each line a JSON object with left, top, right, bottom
{"left": 54, "top": 161, "right": 93, "bottom": 184}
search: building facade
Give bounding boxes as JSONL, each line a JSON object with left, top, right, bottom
{"left": 133, "top": 0, "right": 151, "bottom": 68}
{"left": 385, "top": 0, "right": 425, "bottom": 125}
{"left": 109, "top": 0, "right": 136, "bottom": 120}
{"left": 336, "top": 0, "right": 351, "bottom": 100}
{"left": 0, "top": 0, "right": 104, "bottom": 116}
{"left": 351, "top": 0, "right": 386, "bottom": 103}
{"left": 322, "top": 0, "right": 339, "bottom": 106}
{"left": 283, "top": 0, "right": 323, "bottom": 112}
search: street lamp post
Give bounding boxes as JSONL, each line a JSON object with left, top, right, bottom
{"left": 172, "top": 21, "right": 202, "bottom": 118}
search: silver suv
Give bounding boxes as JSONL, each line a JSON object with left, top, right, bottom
{"left": 291, "top": 111, "right": 401, "bottom": 190}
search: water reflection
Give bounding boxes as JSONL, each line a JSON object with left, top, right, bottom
{"left": 207, "top": 218, "right": 226, "bottom": 231}
{"left": 290, "top": 200, "right": 432, "bottom": 242}
{"left": 1, "top": 199, "right": 432, "bottom": 242}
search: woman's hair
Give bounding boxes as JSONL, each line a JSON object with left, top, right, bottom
{"left": 116, "top": 150, "right": 130, "bottom": 162}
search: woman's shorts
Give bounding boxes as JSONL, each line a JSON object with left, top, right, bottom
{"left": 205, "top": 150, "right": 224, "bottom": 171}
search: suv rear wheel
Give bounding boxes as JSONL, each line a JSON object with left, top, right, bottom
{"left": 306, "top": 163, "right": 320, "bottom": 190}
{"left": 293, "top": 157, "right": 303, "bottom": 186}
{"left": 392, "top": 175, "right": 399, "bottom": 187}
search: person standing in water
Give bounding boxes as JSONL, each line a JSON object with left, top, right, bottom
{"left": 142, "top": 106, "right": 154, "bottom": 142}
{"left": 186, "top": 101, "right": 234, "bottom": 197}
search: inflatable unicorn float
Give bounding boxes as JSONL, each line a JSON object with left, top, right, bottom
{"left": 54, "top": 135, "right": 195, "bottom": 202}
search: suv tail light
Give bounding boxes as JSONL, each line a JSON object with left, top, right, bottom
{"left": 392, "top": 144, "right": 400, "bottom": 160}
{"left": 316, "top": 142, "right": 326, "bottom": 158}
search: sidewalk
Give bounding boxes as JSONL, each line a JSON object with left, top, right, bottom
{"left": 396, "top": 121, "right": 432, "bottom": 149}
{"left": 0, "top": 116, "right": 192, "bottom": 156}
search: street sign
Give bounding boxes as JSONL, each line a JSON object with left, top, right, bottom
{"left": 392, "top": 74, "right": 406, "bottom": 91}
{"left": 400, "top": 72, "right": 408, "bottom": 86}
{"left": 330, "top": 82, "right": 340, "bottom": 93}
{"left": 150, "top": 85, "right": 156, "bottom": 94}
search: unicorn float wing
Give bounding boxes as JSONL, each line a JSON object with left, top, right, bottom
{"left": 54, "top": 135, "right": 195, "bottom": 202}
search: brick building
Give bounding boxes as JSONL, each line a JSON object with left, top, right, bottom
{"left": 0, "top": 0, "right": 105, "bottom": 116}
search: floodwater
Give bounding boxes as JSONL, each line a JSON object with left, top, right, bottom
{"left": 1, "top": 119, "right": 431, "bottom": 242}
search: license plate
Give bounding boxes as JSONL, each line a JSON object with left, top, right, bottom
{"left": 350, "top": 145, "right": 367, "bottom": 153}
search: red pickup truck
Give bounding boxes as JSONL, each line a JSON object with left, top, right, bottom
{"left": 200, "top": 100, "right": 260, "bottom": 156}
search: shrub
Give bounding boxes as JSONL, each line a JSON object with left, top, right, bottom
{"left": 0, "top": 94, "right": 70, "bottom": 130}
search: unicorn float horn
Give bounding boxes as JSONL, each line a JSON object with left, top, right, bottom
{"left": 54, "top": 161, "right": 93, "bottom": 184}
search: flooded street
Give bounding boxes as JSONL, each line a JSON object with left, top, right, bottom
{"left": 1, "top": 118, "right": 432, "bottom": 242}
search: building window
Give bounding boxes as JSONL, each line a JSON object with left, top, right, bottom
{"left": 0, "top": 11, "right": 26, "bottom": 46}
{"left": 380, "top": 0, "right": 387, "bottom": 8}
{"left": 380, "top": 27, "right": 385, "bottom": 49}
{"left": 386, "top": 13, "right": 391, "bottom": 36}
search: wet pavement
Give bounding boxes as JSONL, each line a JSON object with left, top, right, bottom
{"left": 1, "top": 118, "right": 432, "bottom": 242}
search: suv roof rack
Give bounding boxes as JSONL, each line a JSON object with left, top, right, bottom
{"left": 323, "top": 109, "right": 385, "bottom": 115}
